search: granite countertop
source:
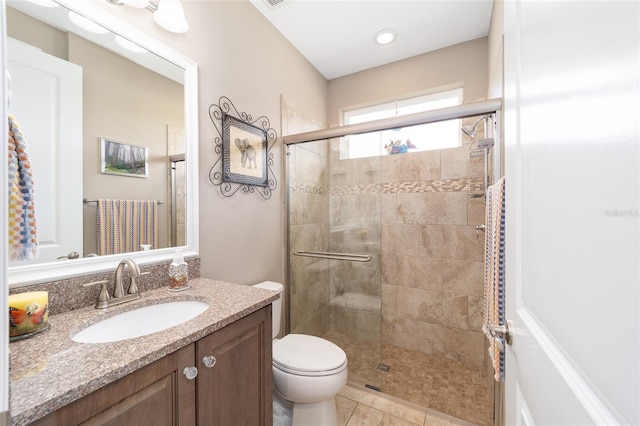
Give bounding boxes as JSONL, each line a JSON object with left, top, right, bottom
{"left": 9, "top": 278, "right": 278, "bottom": 425}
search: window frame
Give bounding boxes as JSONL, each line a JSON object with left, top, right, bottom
{"left": 341, "top": 88, "right": 463, "bottom": 159}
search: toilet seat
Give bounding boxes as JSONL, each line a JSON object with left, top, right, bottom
{"left": 273, "top": 334, "right": 347, "bottom": 377}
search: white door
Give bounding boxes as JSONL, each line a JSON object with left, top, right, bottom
{"left": 503, "top": 1, "right": 639, "bottom": 425}
{"left": 7, "top": 37, "right": 83, "bottom": 264}
{"left": 1, "top": 4, "right": 10, "bottom": 421}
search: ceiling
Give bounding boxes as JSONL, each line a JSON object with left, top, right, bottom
{"left": 249, "top": 0, "right": 494, "bottom": 80}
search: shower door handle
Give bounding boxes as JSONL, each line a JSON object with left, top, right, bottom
{"left": 489, "top": 320, "right": 513, "bottom": 346}
{"left": 294, "top": 251, "right": 372, "bottom": 262}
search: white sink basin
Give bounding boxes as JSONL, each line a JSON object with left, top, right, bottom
{"left": 72, "top": 301, "right": 209, "bottom": 343}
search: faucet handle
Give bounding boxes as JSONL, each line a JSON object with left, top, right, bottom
{"left": 82, "top": 280, "right": 111, "bottom": 308}
{"left": 128, "top": 272, "right": 150, "bottom": 295}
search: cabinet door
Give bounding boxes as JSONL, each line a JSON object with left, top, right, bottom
{"left": 31, "top": 344, "right": 196, "bottom": 426}
{"left": 196, "top": 306, "right": 272, "bottom": 426}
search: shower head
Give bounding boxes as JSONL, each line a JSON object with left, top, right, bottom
{"left": 461, "top": 115, "right": 491, "bottom": 138}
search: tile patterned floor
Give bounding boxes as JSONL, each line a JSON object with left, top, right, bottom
{"left": 325, "top": 331, "right": 493, "bottom": 426}
{"left": 337, "top": 385, "right": 481, "bottom": 426}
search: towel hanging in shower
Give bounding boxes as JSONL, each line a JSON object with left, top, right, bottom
{"left": 482, "top": 176, "right": 506, "bottom": 382}
{"left": 96, "top": 199, "right": 157, "bottom": 255}
{"left": 8, "top": 114, "right": 38, "bottom": 261}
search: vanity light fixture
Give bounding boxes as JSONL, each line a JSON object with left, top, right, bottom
{"left": 106, "top": 0, "right": 189, "bottom": 34}
{"left": 153, "top": 0, "right": 189, "bottom": 34}
{"left": 374, "top": 28, "right": 397, "bottom": 45}
{"left": 121, "top": 0, "right": 150, "bottom": 7}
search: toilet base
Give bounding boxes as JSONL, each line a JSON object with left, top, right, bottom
{"left": 292, "top": 397, "right": 338, "bottom": 426}
{"left": 273, "top": 390, "right": 293, "bottom": 426}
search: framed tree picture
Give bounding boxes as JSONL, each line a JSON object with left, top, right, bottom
{"left": 100, "top": 138, "right": 148, "bottom": 178}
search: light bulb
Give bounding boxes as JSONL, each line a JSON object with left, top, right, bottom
{"left": 153, "top": 0, "right": 189, "bottom": 34}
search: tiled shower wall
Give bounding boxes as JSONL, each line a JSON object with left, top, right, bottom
{"left": 283, "top": 96, "right": 333, "bottom": 337}
{"left": 326, "top": 152, "right": 383, "bottom": 344}
{"left": 377, "top": 130, "right": 489, "bottom": 366}
{"left": 325, "top": 117, "right": 489, "bottom": 366}
{"left": 288, "top": 113, "right": 491, "bottom": 367}
{"left": 288, "top": 140, "right": 332, "bottom": 336}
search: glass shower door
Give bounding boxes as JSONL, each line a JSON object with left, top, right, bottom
{"left": 287, "top": 137, "right": 384, "bottom": 390}
{"left": 286, "top": 111, "right": 498, "bottom": 425}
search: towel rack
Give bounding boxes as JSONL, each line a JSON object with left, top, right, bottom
{"left": 293, "top": 251, "right": 372, "bottom": 262}
{"left": 83, "top": 198, "right": 164, "bottom": 205}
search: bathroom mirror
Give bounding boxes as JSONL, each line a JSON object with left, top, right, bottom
{"left": 7, "top": 0, "right": 199, "bottom": 287}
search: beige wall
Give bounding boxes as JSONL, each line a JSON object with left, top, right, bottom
{"left": 327, "top": 37, "right": 489, "bottom": 126}
{"left": 7, "top": 8, "right": 68, "bottom": 60}
{"left": 95, "top": 1, "right": 328, "bottom": 285}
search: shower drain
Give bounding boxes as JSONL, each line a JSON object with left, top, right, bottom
{"left": 375, "top": 363, "right": 391, "bottom": 372}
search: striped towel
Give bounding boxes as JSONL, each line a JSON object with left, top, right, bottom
{"left": 482, "top": 176, "right": 506, "bottom": 382}
{"left": 8, "top": 115, "right": 38, "bottom": 261}
{"left": 96, "top": 199, "right": 157, "bottom": 255}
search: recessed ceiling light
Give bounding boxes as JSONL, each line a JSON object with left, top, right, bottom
{"left": 374, "top": 29, "right": 397, "bottom": 45}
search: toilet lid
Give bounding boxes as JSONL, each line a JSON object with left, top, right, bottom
{"left": 273, "top": 334, "right": 347, "bottom": 374}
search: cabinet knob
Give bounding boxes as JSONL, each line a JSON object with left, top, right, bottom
{"left": 183, "top": 366, "right": 198, "bottom": 380}
{"left": 202, "top": 355, "right": 217, "bottom": 368}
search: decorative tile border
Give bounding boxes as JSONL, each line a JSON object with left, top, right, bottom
{"left": 331, "top": 183, "right": 380, "bottom": 195}
{"left": 291, "top": 177, "right": 485, "bottom": 196}
{"left": 289, "top": 180, "right": 328, "bottom": 195}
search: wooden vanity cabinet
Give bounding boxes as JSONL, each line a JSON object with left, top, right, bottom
{"left": 30, "top": 306, "right": 272, "bottom": 426}
{"left": 30, "top": 344, "right": 196, "bottom": 426}
{"left": 196, "top": 304, "right": 273, "bottom": 425}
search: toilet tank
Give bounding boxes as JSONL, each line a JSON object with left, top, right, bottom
{"left": 252, "top": 281, "right": 283, "bottom": 339}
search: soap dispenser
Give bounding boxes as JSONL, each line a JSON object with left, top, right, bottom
{"left": 168, "top": 249, "right": 189, "bottom": 291}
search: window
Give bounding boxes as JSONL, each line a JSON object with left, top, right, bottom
{"left": 341, "top": 88, "right": 463, "bottom": 159}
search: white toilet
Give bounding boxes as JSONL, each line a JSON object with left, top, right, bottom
{"left": 253, "top": 281, "right": 348, "bottom": 426}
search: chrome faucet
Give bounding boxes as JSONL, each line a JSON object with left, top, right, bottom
{"left": 83, "top": 258, "right": 148, "bottom": 309}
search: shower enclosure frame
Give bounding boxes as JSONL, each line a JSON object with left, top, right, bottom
{"left": 284, "top": 97, "right": 504, "bottom": 422}
{"left": 169, "top": 153, "right": 185, "bottom": 247}
{"left": 283, "top": 98, "right": 502, "bottom": 336}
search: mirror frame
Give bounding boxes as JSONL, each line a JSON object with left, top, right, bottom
{"left": 8, "top": 0, "right": 199, "bottom": 288}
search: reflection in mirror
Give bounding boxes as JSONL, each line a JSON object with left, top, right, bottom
{"left": 6, "top": 0, "right": 198, "bottom": 287}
